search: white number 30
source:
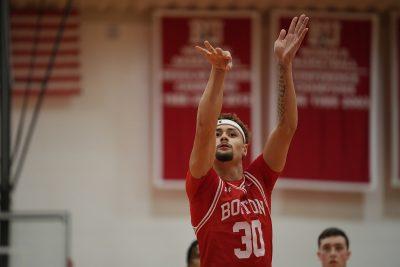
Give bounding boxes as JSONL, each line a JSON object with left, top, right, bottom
{"left": 233, "top": 219, "right": 265, "bottom": 259}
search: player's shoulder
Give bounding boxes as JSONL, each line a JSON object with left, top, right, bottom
{"left": 186, "top": 167, "right": 221, "bottom": 200}
{"left": 187, "top": 167, "right": 218, "bottom": 180}
{"left": 245, "top": 154, "right": 267, "bottom": 172}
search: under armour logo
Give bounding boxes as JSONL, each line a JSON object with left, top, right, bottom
{"left": 224, "top": 187, "right": 232, "bottom": 193}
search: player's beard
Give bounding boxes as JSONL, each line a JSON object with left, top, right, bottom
{"left": 215, "top": 151, "right": 233, "bottom": 162}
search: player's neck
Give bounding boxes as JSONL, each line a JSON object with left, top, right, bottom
{"left": 214, "top": 161, "right": 243, "bottom": 181}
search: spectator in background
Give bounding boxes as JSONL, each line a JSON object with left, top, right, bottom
{"left": 187, "top": 240, "right": 200, "bottom": 267}
{"left": 317, "top": 227, "right": 351, "bottom": 267}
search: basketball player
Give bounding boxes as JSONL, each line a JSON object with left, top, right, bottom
{"left": 317, "top": 227, "right": 351, "bottom": 267}
{"left": 186, "top": 14, "right": 309, "bottom": 267}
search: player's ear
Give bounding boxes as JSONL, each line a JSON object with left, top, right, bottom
{"left": 242, "top": 143, "right": 248, "bottom": 158}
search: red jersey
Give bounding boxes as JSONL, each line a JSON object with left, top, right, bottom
{"left": 186, "top": 155, "right": 280, "bottom": 267}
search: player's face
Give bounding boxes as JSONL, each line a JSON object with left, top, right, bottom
{"left": 317, "top": 236, "right": 350, "bottom": 267}
{"left": 215, "top": 125, "right": 247, "bottom": 162}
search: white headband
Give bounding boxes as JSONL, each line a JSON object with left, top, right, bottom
{"left": 217, "top": 119, "right": 246, "bottom": 143}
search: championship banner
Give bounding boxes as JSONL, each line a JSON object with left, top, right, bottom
{"left": 11, "top": 8, "right": 81, "bottom": 95}
{"left": 391, "top": 13, "right": 400, "bottom": 188}
{"left": 153, "top": 10, "right": 261, "bottom": 188}
{"left": 269, "top": 11, "right": 379, "bottom": 191}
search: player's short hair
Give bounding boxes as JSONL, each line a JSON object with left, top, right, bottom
{"left": 186, "top": 240, "right": 199, "bottom": 266}
{"left": 318, "top": 227, "right": 349, "bottom": 249}
{"left": 218, "top": 113, "right": 251, "bottom": 144}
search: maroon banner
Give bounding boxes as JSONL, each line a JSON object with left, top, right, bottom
{"left": 392, "top": 13, "right": 400, "bottom": 188}
{"left": 270, "top": 11, "right": 378, "bottom": 191}
{"left": 153, "top": 11, "right": 261, "bottom": 188}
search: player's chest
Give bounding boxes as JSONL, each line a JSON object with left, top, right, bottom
{"left": 217, "top": 181, "right": 268, "bottom": 223}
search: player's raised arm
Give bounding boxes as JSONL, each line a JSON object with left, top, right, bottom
{"left": 263, "top": 14, "right": 309, "bottom": 172}
{"left": 189, "top": 41, "right": 232, "bottom": 179}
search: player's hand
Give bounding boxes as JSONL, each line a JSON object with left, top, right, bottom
{"left": 195, "top": 41, "right": 232, "bottom": 71}
{"left": 274, "top": 14, "right": 309, "bottom": 67}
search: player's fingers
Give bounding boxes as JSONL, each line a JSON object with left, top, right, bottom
{"left": 294, "top": 28, "right": 308, "bottom": 51}
{"left": 216, "top": 47, "right": 223, "bottom": 56}
{"left": 204, "top": 40, "right": 216, "bottom": 53}
{"left": 288, "top": 16, "right": 298, "bottom": 34}
{"left": 278, "top": 29, "right": 286, "bottom": 40}
{"left": 226, "top": 61, "right": 232, "bottom": 71}
{"left": 298, "top": 28, "right": 308, "bottom": 44}
{"left": 222, "top": 51, "right": 232, "bottom": 65}
{"left": 222, "top": 50, "right": 231, "bottom": 59}
{"left": 303, "top": 16, "right": 309, "bottom": 28}
{"left": 295, "top": 14, "right": 305, "bottom": 33}
{"left": 298, "top": 16, "right": 309, "bottom": 35}
{"left": 195, "top": 46, "right": 212, "bottom": 56}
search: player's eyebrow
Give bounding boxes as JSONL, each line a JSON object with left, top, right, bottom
{"left": 226, "top": 127, "right": 238, "bottom": 132}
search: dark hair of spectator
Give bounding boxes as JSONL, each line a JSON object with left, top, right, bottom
{"left": 187, "top": 240, "right": 199, "bottom": 266}
{"left": 318, "top": 227, "right": 349, "bottom": 249}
